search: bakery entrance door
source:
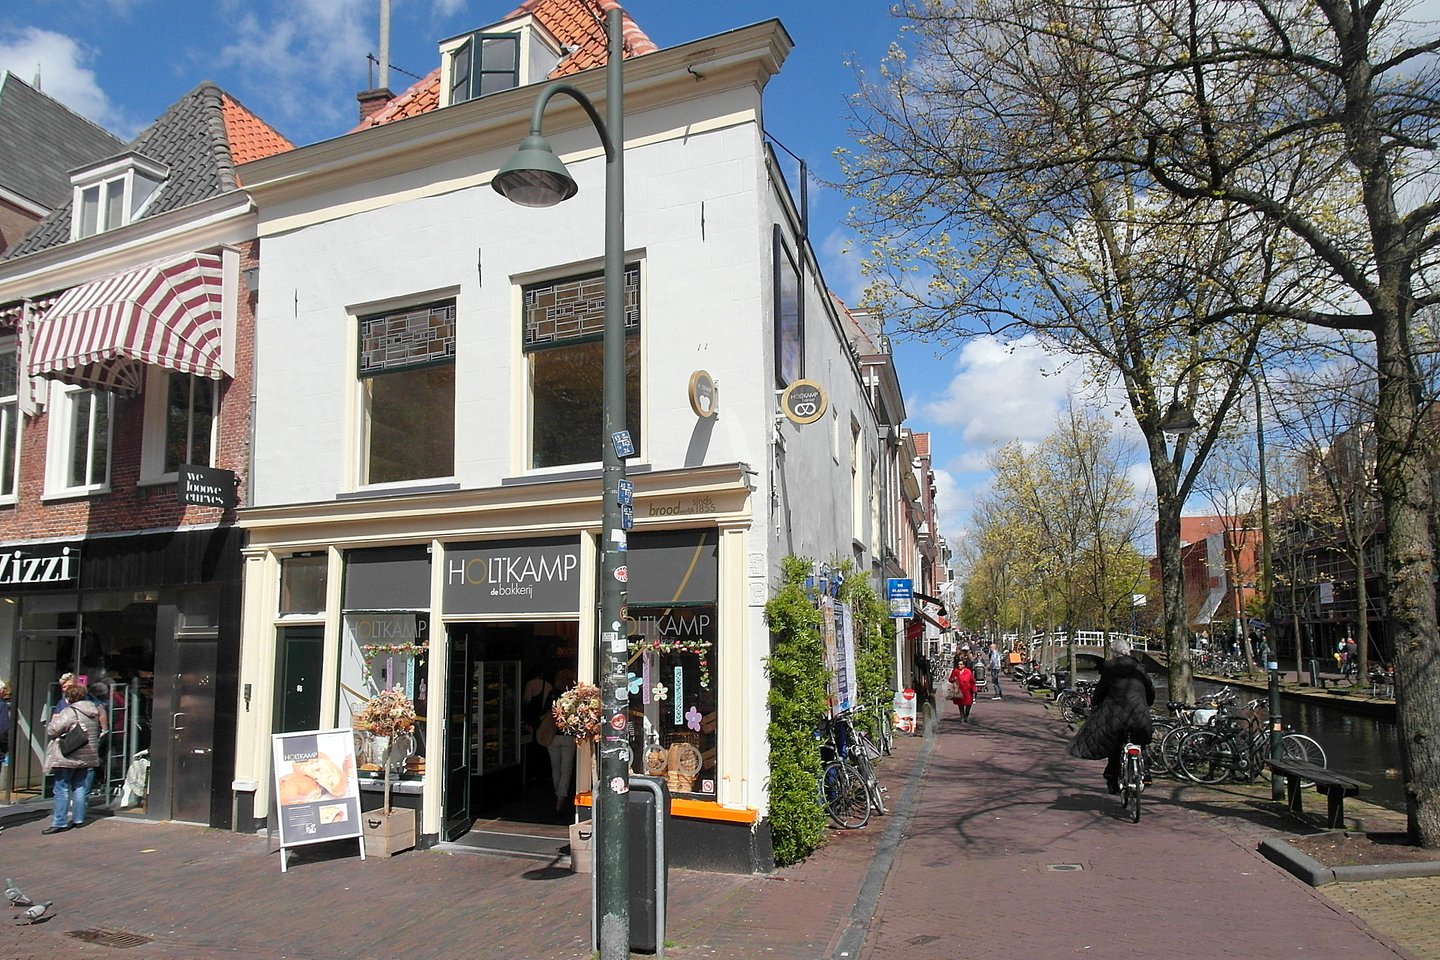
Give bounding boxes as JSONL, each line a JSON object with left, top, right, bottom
{"left": 165, "top": 637, "right": 217, "bottom": 825}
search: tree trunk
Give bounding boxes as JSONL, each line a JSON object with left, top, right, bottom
{"left": 1153, "top": 455, "right": 1194, "bottom": 705}
{"left": 1373, "top": 317, "right": 1440, "bottom": 847}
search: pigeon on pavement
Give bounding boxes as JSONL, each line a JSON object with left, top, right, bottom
{"left": 4, "top": 879, "right": 31, "bottom": 907}
{"left": 14, "top": 901, "right": 52, "bottom": 924}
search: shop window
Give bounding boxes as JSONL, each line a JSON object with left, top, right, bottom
{"left": 626, "top": 605, "right": 716, "bottom": 797}
{"left": 280, "top": 554, "right": 328, "bottom": 615}
{"left": 340, "top": 612, "right": 429, "bottom": 779}
{"left": 0, "top": 341, "right": 19, "bottom": 500}
{"left": 44, "top": 382, "right": 112, "bottom": 496}
{"left": 773, "top": 225, "right": 802, "bottom": 388}
{"left": 356, "top": 299, "right": 456, "bottom": 485}
{"left": 140, "top": 369, "right": 216, "bottom": 481}
{"left": 524, "top": 266, "right": 641, "bottom": 469}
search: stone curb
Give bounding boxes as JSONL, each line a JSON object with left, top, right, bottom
{"left": 1260, "top": 835, "right": 1440, "bottom": 886}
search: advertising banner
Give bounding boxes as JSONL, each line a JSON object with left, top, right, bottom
{"left": 829, "top": 600, "right": 857, "bottom": 717}
{"left": 893, "top": 688, "right": 918, "bottom": 734}
{"left": 271, "top": 729, "right": 363, "bottom": 861}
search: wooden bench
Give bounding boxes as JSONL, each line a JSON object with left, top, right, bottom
{"left": 1266, "top": 757, "right": 1371, "bottom": 828}
{"left": 1314, "top": 676, "right": 1348, "bottom": 690}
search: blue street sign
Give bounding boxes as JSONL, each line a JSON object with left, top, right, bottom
{"left": 618, "top": 479, "right": 634, "bottom": 506}
{"left": 886, "top": 578, "right": 913, "bottom": 618}
{"left": 611, "top": 430, "right": 636, "bottom": 459}
{"left": 621, "top": 504, "right": 633, "bottom": 530}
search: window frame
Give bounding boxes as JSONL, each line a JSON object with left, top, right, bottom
{"left": 522, "top": 264, "right": 643, "bottom": 472}
{"left": 773, "top": 225, "right": 804, "bottom": 388}
{"left": 140, "top": 368, "right": 219, "bottom": 483}
{"left": 447, "top": 31, "right": 521, "bottom": 105}
{"left": 0, "top": 338, "right": 20, "bottom": 503}
{"left": 69, "top": 155, "right": 167, "bottom": 241}
{"left": 43, "top": 381, "right": 113, "bottom": 498}
{"left": 354, "top": 297, "right": 458, "bottom": 489}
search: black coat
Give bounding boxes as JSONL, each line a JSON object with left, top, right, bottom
{"left": 1067, "top": 655, "right": 1155, "bottom": 760}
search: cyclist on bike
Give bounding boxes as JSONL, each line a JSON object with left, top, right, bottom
{"left": 1066, "top": 638, "right": 1155, "bottom": 794}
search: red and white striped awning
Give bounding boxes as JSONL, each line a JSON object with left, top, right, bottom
{"left": 26, "top": 252, "right": 225, "bottom": 396}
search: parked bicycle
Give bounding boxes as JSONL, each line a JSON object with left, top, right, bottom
{"left": 817, "top": 710, "right": 889, "bottom": 828}
{"left": 1173, "top": 706, "right": 1326, "bottom": 785}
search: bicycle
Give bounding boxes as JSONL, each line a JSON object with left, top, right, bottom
{"left": 1119, "top": 741, "right": 1145, "bottom": 823}
{"left": 1176, "top": 710, "right": 1327, "bottom": 785}
{"left": 818, "top": 712, "right": 886, "bottom": 827}
{"left": 838, "top": 711, "right": 888, "bottom": 816}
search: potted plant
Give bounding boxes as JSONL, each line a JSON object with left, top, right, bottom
{"left": 356, "top": 686, "right": 417, "bottom": 856}
{"left": 551, "top": 681, "right": 602, "bottom": 871}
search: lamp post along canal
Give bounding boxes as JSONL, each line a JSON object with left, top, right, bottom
{"left": 493, "top": 9, "right": 630, "bottom": 954}
{"left": 1160, "top": 362, "right": 1280, "bottom": 798}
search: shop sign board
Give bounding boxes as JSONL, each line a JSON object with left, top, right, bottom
{"left": 893, "top": 688, "right": 917, "bottom": 733}
{"left": 180, "top": 464, "right": 236, "bottom": 509}
{"left": 779, "top": 378, "right": 827, "bottom": 425}
{"left": 443, "top": 537, "right": 582, "bottom": 615}
{"left": 0, "top": 544, "right": 79, "bottom": 588}
{"left": 271, "top": 728, "right": 363, "bottom": 868}
{"left": 886, "top": 578, "right": 913, "bottom": 618}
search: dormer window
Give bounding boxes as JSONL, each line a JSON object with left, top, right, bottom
{"left": 70, "top": 152, "right": 168, "bottom": 240}
{"left": 440, "top": 16, "right": 562, "bottom": 108}
{"left": 450, "top": 33, "right": 520, "bottom": 103}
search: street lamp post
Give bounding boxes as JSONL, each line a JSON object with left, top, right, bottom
{"left": 1160, "top": 361, "right": 1280, "bottom": 798}
{"left": 493, "top": 9, "right": 630, "bottom": 956}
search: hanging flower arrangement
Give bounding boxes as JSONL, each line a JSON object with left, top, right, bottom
{"left": 361, "top": 643, "right": 429, "bottom": 670}
{"left": 552, "top": 681, "right": 603, "bottom": 742}
{"left": 627, "top": 637, "right": 712, "bottom": 689}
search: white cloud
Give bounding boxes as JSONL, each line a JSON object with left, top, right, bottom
{"left": 918, "top": 334, "right": 1087, "bottom": 448}
{"left": 211, "top": 0, "right": 372, "bottom": 135}
{"left": 0, "top": 26, "right": 137, "bottom": 136}
{"left": 817, "top": 227, "right": 867, "bottom": 307}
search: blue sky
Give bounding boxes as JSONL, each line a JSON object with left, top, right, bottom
{"left": 1, "top": 0, "right": 1095, "bottom": 559}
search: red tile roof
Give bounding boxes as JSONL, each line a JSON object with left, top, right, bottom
{"left": 353, "top": 0, "right": 656, "bottom": 131}
{"left": 222, "top": 94, "right": 295, "bottom": 166}
{"left": 913, "top": 432, "right": 931, "bottom": 457}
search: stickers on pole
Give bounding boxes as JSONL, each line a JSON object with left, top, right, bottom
{"left": 604, "top": 631, "right": 625, "bottom": 652}
{"left": 610, "top": 776, "right": 629, "bottom": 794}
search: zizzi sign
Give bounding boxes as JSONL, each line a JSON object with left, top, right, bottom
{"left": 0, "top": 546, "right": 79, "bottom": 588}
{"left": 443, "top": 537, "right": 582, "bottom": 614}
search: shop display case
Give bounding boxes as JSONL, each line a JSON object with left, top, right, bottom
{"left": 474, "top": 660, "right": 521, "bottom": 775}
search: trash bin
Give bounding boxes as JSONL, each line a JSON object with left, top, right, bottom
{"left": 1307, "top": 659, "right": 1320, "bottom": 686}
{"left": 592, "top": 775, "right": 670, "bottom": 955}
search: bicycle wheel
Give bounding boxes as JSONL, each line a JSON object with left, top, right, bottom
{"left": 822, "top": 761, "right": 870, "bottom": 828}
{"left": 1146, "top": 720, "right": 1177, "bottom": 777}
{"left": 1159, "top": 723, "right": 1192, "bottom": 779}
{"left": 1177, "top": 730, "right": 1234, "bottom": 785}
{"left": 852, "top": 752, "right": 887, "bottom": 815}
{"left": 1124, "top": 757, "right": 1142, "bottom": 823}
{"left": 1280, "top": 733, "right": 1327, "bottom": 787}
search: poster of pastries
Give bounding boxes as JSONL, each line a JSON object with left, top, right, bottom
{"left": 271, "top": 728, "right": 362, "bottom": 848}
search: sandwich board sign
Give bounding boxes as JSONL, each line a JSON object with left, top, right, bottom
{"left": 271, "top": 728, "right": 364, "bottom": 870}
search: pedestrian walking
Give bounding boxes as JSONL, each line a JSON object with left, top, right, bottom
{"left": 43, "top": 678, "right": 105, "bottom": 833}
{"left": 947, "top": 655, "right": 977, "bottom": 722}
{"left": 1067, "top": 637, "right": 1155, "bottom": 794}
{"left": 987, "top": 642, "right": 1004, "bottom": 700}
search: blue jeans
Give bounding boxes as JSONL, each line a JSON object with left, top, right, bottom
{"left": 52, "top": 767, "right": 95, "bottom": 827}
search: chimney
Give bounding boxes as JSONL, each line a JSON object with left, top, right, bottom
{"left": 357, "top": 87, "right": 395, "bottom": 124}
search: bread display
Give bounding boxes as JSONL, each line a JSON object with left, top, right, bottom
{"left": 278, "top": 771, "right": 324, "bottom": 806}
{"left": 294, "top": 753, "right": 345, "bottom": 795}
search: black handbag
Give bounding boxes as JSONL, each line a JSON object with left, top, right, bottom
{"left": 57, "top": 711, "right": 88, "bottom": 757}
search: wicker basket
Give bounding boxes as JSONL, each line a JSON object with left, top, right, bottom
{"left": 666, "top": 770, "right": 696, "bottom": 793}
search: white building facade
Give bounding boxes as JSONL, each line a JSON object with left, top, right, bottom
{"left": 228, "top": 11, "right": 899, "bottom": 872}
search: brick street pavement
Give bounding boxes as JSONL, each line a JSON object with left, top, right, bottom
{"left": 2, "top": 694, "right": 1435, "bottom": 960}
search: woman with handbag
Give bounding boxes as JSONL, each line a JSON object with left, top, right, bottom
{"left": 43, "top": 678, "right": 105, "bottom": 834}
{"left": 948, "top": 654, "right": 978, "bottom": 723}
